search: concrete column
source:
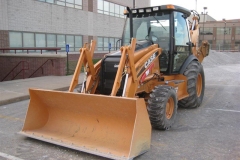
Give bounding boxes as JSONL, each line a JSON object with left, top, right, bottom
{"left": 0, "top": 30, "right": 9, "bottom": 49}
{"left": 231, "top": 26, "right": 236, "bottom": 50}
{"left": 82, "top": 0, "right": 88, "bottom": 11}
{"left": 88, "top": 0, "right": 93, "bottom": 12}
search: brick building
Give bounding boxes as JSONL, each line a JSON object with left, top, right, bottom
{"left": 199, "top": 18, "right": 240, "bottom": 51}
{"left": 0, "top": 0, "right": 150, "bottom": 81}
{"left": 0, "top": 0, "right": 150, "bottom": 52}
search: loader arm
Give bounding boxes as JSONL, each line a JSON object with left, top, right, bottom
{"left": 110, "top": 38, "right": 137, "bottom": 96}
{"left": 125, "top": 47, "right": 161, "bottom": 97}
{"left": 111, "top": 38, "right": 162, "bottom": 98}
{"left": 69, "top": 40, "right": 99, "bottom": 93}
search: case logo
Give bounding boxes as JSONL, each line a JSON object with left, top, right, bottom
{"left": 144, "top": 52, "right": 157, "bottom": 68}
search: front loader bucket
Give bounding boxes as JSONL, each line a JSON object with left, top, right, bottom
{"left": 20, "top": 89, "right": 151, "bottom": 160}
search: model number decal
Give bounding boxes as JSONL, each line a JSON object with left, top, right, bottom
{"left": 140, "top": 63, "right": 155, "bottom": 83}
{"left": 137, "top": 51, "right": 159, "bottom": 77}
{"left": 145, "top": 53, "right": 156, "bottom": 68}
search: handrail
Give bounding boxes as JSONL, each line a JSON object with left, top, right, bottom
{"left": 12, "top": 62, "right": 29, "bottom": 80}
{"left": 29, "top": 59, "right": 54, "bottom": 78}
{"left": 1, "top": 61, "right": 29, "bottom": 81}
{"left": 0, "top": 47, "right": 61, "bottom": 54}
{"left": 115, "top": 39, "right": 122, "bottom": 50}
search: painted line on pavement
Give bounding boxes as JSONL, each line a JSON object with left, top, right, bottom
{"left": 206, "top": 84, "right": 240, "bottom": 87}
{"left": 206, "top": 108, "right": 240, "bottom": 113}
{"left": 0, "top": 152, "right": 24, "bottom": 160}
{"left": 0, "top": 114, "right": 24, "bottom": 122}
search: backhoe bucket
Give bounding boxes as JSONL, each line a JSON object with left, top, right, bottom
{"left": 20, "top": 89, "right": 151, "bottom": 160}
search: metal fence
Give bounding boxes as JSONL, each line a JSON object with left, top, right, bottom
{"left": 209, "top": 44, "right": 240, "bottom": 52}
{"left": 0, "top": 47, "right": 61, "bottom": 54}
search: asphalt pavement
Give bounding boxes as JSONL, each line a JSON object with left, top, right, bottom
{"left": 0, "top": 51, "right": 240, "bottom": 160}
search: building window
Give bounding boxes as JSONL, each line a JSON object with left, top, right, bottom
{"left": 109, "top": 38, "right": 115, "bottom": 49}
{"left": 225, "top": 28, "right": 232, "bottom": 35}
{"left": 46, "top": 0, "right": 54, "bottom": 3}
{"left": 97, "top": 0, "right": 125, "bottom": 18}
{"left": 75, "top": 36, "right": 82, "bottom": 51}
{"left": 216, "top": 28, "right": 224, "bottom": 35}
{"left": 216, "top": 40, "right": 223, "bottom": 45}
{"left": 235, "top": 40, "right": 240, "bottom": 45}
{"left": 9, "top": 31, "right": 83, "bottom": 52}
{"left": 38, "top": 0, "right": 82, "bottom": 9}
{"left": 66, "top": 35, "right": 74, "bottom": 51}
{"left": 200, "top": 27, "right": 213, "bottom": 35}
{"left": 119, "top": 6, "right": 125, "bottom": 18}
{"left": 57, "top": 35, "right": 66, "bottom": 50}
{"left": 23, "top": 33, "right": 34, "bottom": 47}
{"left": 216, "top": 39, "right": 231, "bottom": 45}
{"left": 9, "top": 32, "right": 22, "bottom": 47}
{"left": 74, "top": 0, "right": 82, "bottom": 9}
{"left": 109, "top": 2, "right": 114, "bottom": 16}
{"left": 236, "top": 27, "right": 240, "bottom": 35}
{"left": 97, "top": 37, "right": 103, "bottom": 51}
{"left": 217, "top": 27, "right": 232, "bottom": 35}
{"left": 36, "top": 34, "right": 46, "bottom": 47}
{"left": 98, "top": 0, "right": 103, "bottom": 14}
{"left": 103, "top": 1, "right": 109, "bottom": 15}
{"left": 97, "top": 37, "right": 120, "bottom": 51}
{"left": 114, "top": 4, "right": 120, "bottom": 17}
{"left": 47, "top": 34, "right": 56, "bottom": 47}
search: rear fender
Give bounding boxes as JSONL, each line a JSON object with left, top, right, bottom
{"left": 179, "top": 55, "right": 198, "bottom": 74}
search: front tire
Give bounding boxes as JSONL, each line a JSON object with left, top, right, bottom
{"left": 179, "top": 60, "right": 205, "bottom": 108}
{"left": 147, "top": 85, "right": 178, "bottom": 130}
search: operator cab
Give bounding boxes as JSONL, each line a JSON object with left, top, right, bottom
{"left": 122, "top": 5, "right": 192, "bottom": 74}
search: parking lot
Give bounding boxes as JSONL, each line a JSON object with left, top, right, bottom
{"left": 0, "top": 51, "right": 240, "bottom": 160}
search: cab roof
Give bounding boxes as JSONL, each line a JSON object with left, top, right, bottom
{"left": 125, "top": 4, "right": 191, "bottom": 17}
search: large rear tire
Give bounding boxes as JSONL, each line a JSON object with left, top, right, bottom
{"left": 179, "top": 60, "right": 205, "bottom": 108}
{"left": 147, "top": 86, "right": 177, "bottom": 130}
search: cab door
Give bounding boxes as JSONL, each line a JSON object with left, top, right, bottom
{"left": 172, "top": 11, "right": 191, "bottom": 73}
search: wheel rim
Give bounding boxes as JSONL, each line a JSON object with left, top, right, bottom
{"left": 166, "top": 97, "right": 174, "bottom": 119}
{"left": 196, "top": 73, "right": 202, "bottom": 97}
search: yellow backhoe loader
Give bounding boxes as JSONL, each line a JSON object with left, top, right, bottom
{"left": 20, "top": 5, "right": 209, "bottom": 160}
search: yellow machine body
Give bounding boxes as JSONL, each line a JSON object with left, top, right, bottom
{"left": 20, "top": 4, "right": 209, "bottom": 160}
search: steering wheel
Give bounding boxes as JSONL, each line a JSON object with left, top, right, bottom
{"left": 145, "top": 35, "right": 159, "bottom": 44}
{"left": 151, "top": 35, "right": 159, "bottom": 43}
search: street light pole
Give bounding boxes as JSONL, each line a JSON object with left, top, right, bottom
{"left": 223, "top": 18, "right": 226, "bottom": 51}
{"left": 195, "top": 0, "right": 197, "bottom": 11}
{"left": 202, "top": 7, "right": 207, "bottom": 41}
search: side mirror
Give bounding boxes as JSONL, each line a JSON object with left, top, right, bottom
{"left": 174, "top": 45, "right": 190, "bottom": 53}
{"left": 152, "top": 37, "right": 158, "bottom": 42}
{"left": 186, "top": 42, "right": 195, "bottom": 47}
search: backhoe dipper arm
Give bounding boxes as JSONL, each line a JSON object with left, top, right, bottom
{"left": 190, "top": 14, "right": 209, "bottom": 63}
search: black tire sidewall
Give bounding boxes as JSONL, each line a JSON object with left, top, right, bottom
{"left": 179, "top": 60, "right": 205, "bottom": 108}
{"left": 147, "top": 86, "right": 178, "bottom": 130}
{"left": 163, "top": 88, "right": 178, "bottom": 128}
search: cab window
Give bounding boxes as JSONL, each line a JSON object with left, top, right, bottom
{"left": 173, "top": 11, "right": 190, "bottom": 72}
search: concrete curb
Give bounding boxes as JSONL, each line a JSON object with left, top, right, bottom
{"left": 0, "top": 86, "right": 70, "bottom": 106}
{"left": 0, "top": 95, "right": 30, "bottom": 106}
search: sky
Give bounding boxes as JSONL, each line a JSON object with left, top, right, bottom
{"left": 151, "top": 0, "right": 239, "bottom": 21}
